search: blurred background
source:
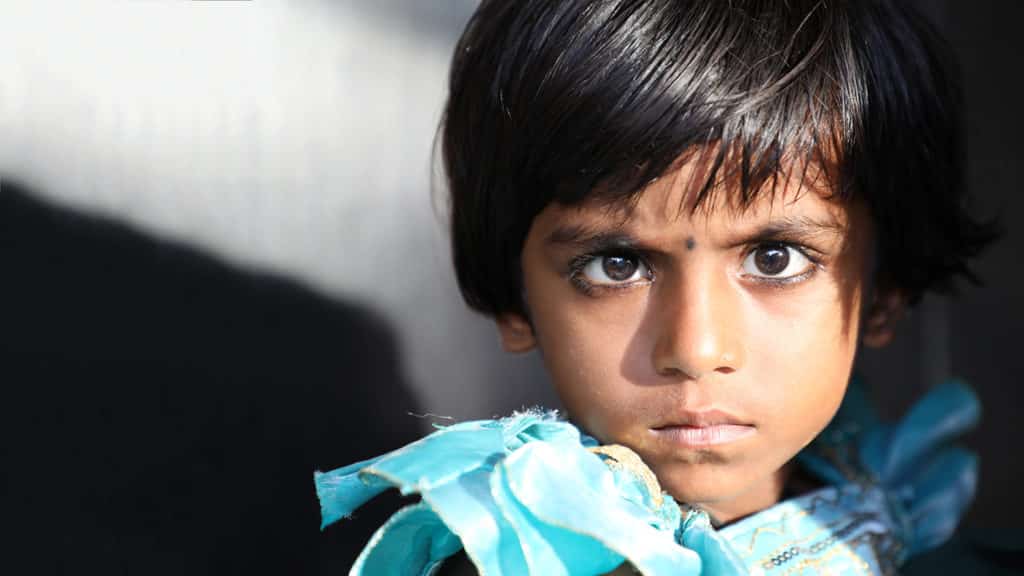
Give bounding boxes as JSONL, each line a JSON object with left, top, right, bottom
{"left": 0, "top": 1, "right": 1020, "bottom": 573}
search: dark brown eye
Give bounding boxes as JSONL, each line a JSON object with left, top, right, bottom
{"left": 753, "top": 245, "right": 790, "bottom": 276}
{"left": 741, "top": 243, "right": 815, "bottom": 282}
{"left": 602, "top": 255, "right": 638, "bottom": 281}
{"left": 579, "top": 253, "right": 650, "bottom": 286}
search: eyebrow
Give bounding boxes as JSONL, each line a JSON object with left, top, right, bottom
{"left": 545, "top": 223, "right": 628, "bottom": 246}
{"left": 545, "top": 226, "right": 643, "bottom": 258}
{"left": 545, "top": 214, "right": 843, "bottom": 249}
{"left": 736, "top": 215, "right": 845, "bottom": 245}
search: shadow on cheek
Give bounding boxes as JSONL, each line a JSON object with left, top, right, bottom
{"left": 833, "top": 208, "right": 872, "bottom": 340}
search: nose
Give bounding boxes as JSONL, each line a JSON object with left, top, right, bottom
{"left": 651, "top": 268, "right": 744, "bottom": 380}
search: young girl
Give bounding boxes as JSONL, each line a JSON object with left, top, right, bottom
{"left": 316, "top": 1, "right": 996, "bottom": 573}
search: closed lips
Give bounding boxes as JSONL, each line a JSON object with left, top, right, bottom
{"left": 652, "top": 424, "right": 757, "bottom": 447}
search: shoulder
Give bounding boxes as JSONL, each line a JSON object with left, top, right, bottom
{"left": 316, "top": 410, "right": 708, "bottom": 574}
{"left": 797, "top": 379, "right": 982, "bottom": 565}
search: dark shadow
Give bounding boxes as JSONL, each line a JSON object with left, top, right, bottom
{"left": 0, "top": 179, "right": 421, "bottom": 574}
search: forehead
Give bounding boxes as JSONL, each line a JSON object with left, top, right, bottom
{"left": 539, "top": 155, "right": 849, "bottom": 237}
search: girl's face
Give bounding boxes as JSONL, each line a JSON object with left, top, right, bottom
{"left": 499, "top": 164, "right": 875, "bottom": 523}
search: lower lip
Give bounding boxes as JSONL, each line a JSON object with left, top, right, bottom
{"left": 652, "top": 424, "right": 757, "bottom": 448}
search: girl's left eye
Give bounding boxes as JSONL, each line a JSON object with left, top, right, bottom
{"left": 741, "top": 244, "right": 815, "bottom": 281}
{"left": 579, "top": 254, "right": 652, "bottom": 286}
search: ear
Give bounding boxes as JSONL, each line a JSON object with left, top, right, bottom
{"left": 861, "top": 289, "right": 906, "bottom": 348}
{"left": 495, "top": 314, "right": 537, "bottom": 353}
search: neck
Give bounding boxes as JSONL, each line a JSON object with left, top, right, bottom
{"left": 693, "top": 463, "right": 793, "bottom": 527}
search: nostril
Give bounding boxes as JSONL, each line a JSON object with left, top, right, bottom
{"left": 715, "top": 366, "right": 736, "bottom": 375}
{"left": 657, "top": 365, "right": 686, "bottom": 378}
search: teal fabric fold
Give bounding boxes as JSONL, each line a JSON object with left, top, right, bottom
{"left": 859, "top": 380, "right": 980, "bottom": 486}
{"left": 351, "top": 502, "right": 462, "bottom": 575}
{"left": 858, "top": 380, "right": 980, "bottom": 560}
{"left": 314, "top": 410, "right": 718, "bottom": 574}
{"left": 498, "top": 441, "right": 705, "bottom": 574}
{"left": 312, "top": 455, "right": 388, "bottom": 529}
{"left": 678, "top": 510, "right": 748, "bottom": 575}
{"left": 364, "top": 421, "right": 504, "bottom": 494}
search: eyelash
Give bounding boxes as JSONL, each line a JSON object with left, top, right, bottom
{"left": 567, "top": 250, "right": 654, "bottom": 297}
{"left": 566, "top": 242, "right": 824, "bottom": 296}
{"left": 740, "top": 244, "right": 825, "bottom": 289}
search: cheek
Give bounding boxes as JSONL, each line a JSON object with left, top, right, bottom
{"left": 742, "top": 285, "right": 860, "bottom": 436}
{"left": 531, "top": 294, "right": 648, "bottom": 437}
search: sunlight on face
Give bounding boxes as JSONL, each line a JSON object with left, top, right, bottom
{"left": 509, "top": 163, "right": 873, "bottom": 524}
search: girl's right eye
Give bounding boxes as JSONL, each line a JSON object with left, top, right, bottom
{"left": 576, "top": 254, "right": 653, "bottom": 287}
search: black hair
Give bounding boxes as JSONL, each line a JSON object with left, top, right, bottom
{"left": 442, "top": 0, "right": 997, "bottom": 318}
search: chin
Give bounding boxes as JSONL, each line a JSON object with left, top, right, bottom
{"left": 655, "top": 460, "right": 748, "bottom": 506}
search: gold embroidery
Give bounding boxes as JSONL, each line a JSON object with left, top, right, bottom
{"left": 779, "top": 543, "right": 872, "bottom": 575}
{"left": 736, "top": 512, "right": 796, "bottom": 556}
{"left": 846, "top": 530, "right": 904, "bottom": 576}
{"left": 754, "top": 513, "right": 882, "bottom": 573}
{"left": 800, "top": 488, "right": 846, "bottom": 516}
{"left": 734, "top": 487, "right": 857, "bottom": 556}
{"left": 752, "top": 523, "right": 835, "bottom": 561}
{"left": 588, "top": 444, "right": 664, "bottom": 508}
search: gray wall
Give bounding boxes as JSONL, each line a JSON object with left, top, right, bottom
{"left": 0, "top": 1, "right": 556, "bottom": 425}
